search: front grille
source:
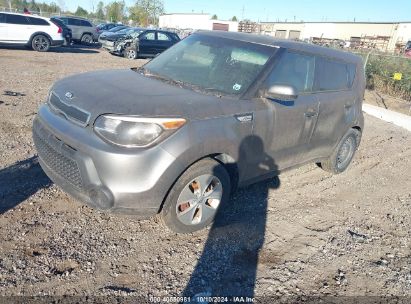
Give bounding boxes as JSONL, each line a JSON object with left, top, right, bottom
{"left": 48, "top": 92, "right": 90, "bottom": 127}
{"left": 33, "top": 128, "right": 83, "bottom": 190}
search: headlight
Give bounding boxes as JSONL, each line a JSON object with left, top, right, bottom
{"left": 94, "top": 115, "right": 186, "bottom": 147}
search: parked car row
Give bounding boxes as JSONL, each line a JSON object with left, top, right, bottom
{"left": 0, "top": 11, "right": 180, "bottom": 57}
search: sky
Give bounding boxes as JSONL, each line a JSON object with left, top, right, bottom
{"left": 52, "top": 0, "right": 410, "bottom": 22}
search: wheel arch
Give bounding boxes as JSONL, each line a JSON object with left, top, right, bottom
{"left": 28, "top": 32, "right": 52, "bottom": 45}
{"left": 156, "top": 153, "right": 239, "bottom": 214}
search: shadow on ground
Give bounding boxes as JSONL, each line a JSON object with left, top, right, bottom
{"left": 183, "top": 135, "right": 281, "bottom": 299}
{"left": 0, "top": 156, "right": 52, "bottom": 214}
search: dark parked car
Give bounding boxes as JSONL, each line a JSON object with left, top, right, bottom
{"left": 106, "top": 29, "right": 181, "bottom": 59}
{"left": 33, "top": 31, "right": 365, "bottom": 233}
{"left": 97, "top": 25, "right": 129, "bottom": 42}
{"left": 95, "top": 23, "right": 120, "bottom": 40}
{"left": 50, "top": 17, "right": 72, "bottom": 45}
{"left": 100, "top": 27, "right": 143, "bottom": 50}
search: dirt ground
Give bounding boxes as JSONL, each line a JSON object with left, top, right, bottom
{"left": 365, "top": 90, "right": 411, "bottom": 116}
{"left": 0, "top": 45, "right": 411, "bottom": 301}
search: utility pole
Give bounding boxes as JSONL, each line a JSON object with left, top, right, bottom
{"left": 7, "top": 0, "right": 12, "bottom": 11}
{"left": 241, "top": 5, "right": 245, "bottom": 21}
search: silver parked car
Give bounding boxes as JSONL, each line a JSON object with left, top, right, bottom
{"left": 33, "top": 31, "right": 365, "bottom": 233}
{"left": 54, "top": 16, "right": 96, "bottom": 44}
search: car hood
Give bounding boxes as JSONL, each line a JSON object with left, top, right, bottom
{"left": 50, "top": 69, "right": 248, "bottom": 123}
{"left": 106, "top": 33, "right": 127, "bottom": 41}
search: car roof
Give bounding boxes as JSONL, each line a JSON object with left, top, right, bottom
{"left": 57, "top": 15, "right": 91, "bottom": 21}
{"left": 1, "top": 12, "right": 50, "bottom": 21}
{"left": 196, "top": 30, "right": 362, "bottom": 64}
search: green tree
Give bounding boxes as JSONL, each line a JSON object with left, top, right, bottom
{"left": 128, "top": 0, "right": 164, "bottom": 26}
{"left": 231, "top": 16, "right": 238, "bottom": 21}
{"left": 75, "top": 5, "right": 88, "bottom": 17}
{"left": 105, "top": 1, "right": 125, "bottom": 22}
{"left": 96, "top": 1, "right": 105, "bottom": 20}
{"left": 211, "top": 14, "right": 218, "bottom": 20}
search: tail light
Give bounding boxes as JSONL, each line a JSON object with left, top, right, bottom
{"left": 50, "top": 20, "right": 62, "bottom": 34}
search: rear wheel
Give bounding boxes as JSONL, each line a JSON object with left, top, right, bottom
{"left": 161, "top": 159, "right": 231, "bottom": 233}
{"left": 31, "top": 35, "right": 50, "bottom": 52}
{"left": 319, "top": 128, "right": 360, "bottom": 174}
{"left": 81, "top": 33, "right": 93, "bottom": 45}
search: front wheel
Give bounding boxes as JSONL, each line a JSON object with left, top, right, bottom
{"left": 31, "top": 35, "right": 50, "bottom": 52}
{"left": 161, "top": 158, "right": 231, "bottom": 233}
{"left": 319, "top": 128, "right": 361, "bottom": 174}
{"left": 124, "top": 47, "right": 137, "bottom": 59}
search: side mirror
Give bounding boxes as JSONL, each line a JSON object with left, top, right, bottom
{"left": 265, "top": 84, "right": 298, "bottom": 102}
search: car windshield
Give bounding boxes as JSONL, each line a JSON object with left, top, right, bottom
{"left": 143, "top": 34, "right": 276, "bottom": 96}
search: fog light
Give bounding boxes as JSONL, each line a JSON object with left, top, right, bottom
{"left": 88, "top": 186, "right": 114, "bottom": 210}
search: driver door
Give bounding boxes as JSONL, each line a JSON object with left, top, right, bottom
{"left": 251, "top": 50, "right": 319, "bottom": 172}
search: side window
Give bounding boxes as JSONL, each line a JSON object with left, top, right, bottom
{"left": 27, "top": 17, "right": 49, "bottom": 26}
{"left": 141, "top": 32, "right": 155, "bottom": 41}
{"left": 80, "top": 20, "right": 92, "bottom": 27}
{"left": 157, "top": 32, "right": 171, "bottom": 41}
{"left": 5, "top": 14, "right": 28, "bottom": 25}
{"left": 314, "top": 57, "right": 352, "bottom": 91}
{"left": 267, "top": 50, "right": 315, "bottom": 93}
{"left": 67, "top": 18, "right": 81, "bottom": 26}
{"left": 57, "top": 17, "right": 68, "bottom": 25}
{"left": 0, "top": 13, "right": 6, "bottom": 23}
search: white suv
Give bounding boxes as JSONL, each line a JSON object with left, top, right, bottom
{"left": 0, "top": 12, "right": 64, "bottom": 52}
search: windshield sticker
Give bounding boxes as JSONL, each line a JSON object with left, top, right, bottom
{"left": 233, "top": 83, "right": 242, "bottom": 91}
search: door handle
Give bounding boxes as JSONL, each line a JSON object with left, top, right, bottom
{"left": 305, "top": 110, "right": 317, "bottom": 117}
{"left": 345, "top": 103, "right": 354, "bottom": 109}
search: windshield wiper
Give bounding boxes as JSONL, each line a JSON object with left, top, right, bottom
{"left": 133, "top": 68, "right": 224, "bottom": 97}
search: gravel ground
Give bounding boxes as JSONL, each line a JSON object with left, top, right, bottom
{"left": 0, "top": 45, "right": 411, "bottom": 302}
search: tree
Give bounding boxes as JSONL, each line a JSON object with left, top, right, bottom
{"left": 105, "top": 1, "right": 125, "bottom": 22}
{"left": 128, "top": 0, "right": 164, "bottom": 26}
{"left": 231, "top": 16, "right": 238, "bottom": 21}
{"left": 211, "top": 14, "right": 218, "bottom": 20}
{"left": 96, "top": 1, "right": 105, "bottom": 20}
{"left": 75, "top": 5, "right": 88, "bottom": 17}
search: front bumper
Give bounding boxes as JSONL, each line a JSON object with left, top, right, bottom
{"left": 32, "top": 105, "right": 184, "bottom": 217}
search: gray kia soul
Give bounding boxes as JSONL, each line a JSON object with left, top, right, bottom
{"left": 33, "top": 31, "right": 365, "bottom": 233}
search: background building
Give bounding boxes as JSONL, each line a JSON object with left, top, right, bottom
{"left": 259, "top": 22, "right": 411, "bottom": 52}
{"left": 159, "top": 13, "right": 238, "bottom": 32}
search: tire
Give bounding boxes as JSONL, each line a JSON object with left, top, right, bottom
{"left": 161, "top": 158, "right": 231, "bottom": 233}
{"left": 124, "top": 47, "right": 137, "bottom": 60}
{"left": 80, "top": 33, "right": 93, "bottom": 45}
{"left": 31, "top": 34, "right": 50, "bottom": 52}
{"left": 319, "top": 128, "right": 361, "bottom": 174}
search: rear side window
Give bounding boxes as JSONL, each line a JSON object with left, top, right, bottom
{"left": 267, "top": 50, "right": 315, "bottom": 93}
{"left": 80, "top": 20, "right": 92, "bottom": 27}
{"left": 67, "top": 18, "right": 82, "bottom": 26}
{"left": 157, "top": 32, "right": 171, "bottom": 41}
{"left": 5, "top": 14, "right": 28, "bottom": 25}
{"left": 27, "top": 16, "right": 49, "bottom": 26}
{"left": 314, "top": 57, "right": 355, "bottom": 91}
{"left": 0, "top": 13, "right": 6, "bottom": 23}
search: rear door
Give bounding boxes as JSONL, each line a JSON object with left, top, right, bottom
{"left": 66, "top": 18, "right": 82, "bottom": 40}
{"left": 156, "top": 31, "right": 176, "bottom": 54}
{"left": 252, "top": 50, "right": 320, "bottom": 172}
{"left": 138, "top": 30, "right": 156, "bottom": 55}
{"left": 306, "top": 57, "right": 357, "bottom": 159}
